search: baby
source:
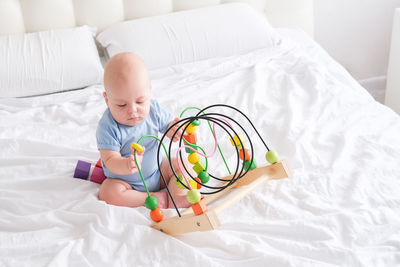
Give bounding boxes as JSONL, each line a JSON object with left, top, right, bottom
{"left": 96, "top": 52, "right": 192, "bottom": 209}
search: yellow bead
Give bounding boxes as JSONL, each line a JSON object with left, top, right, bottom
{"left": 175, "top": 175, "right": 197, "bottom": 190}
{"left": 230, "top": 133, "right": 245, "bottom": 147}
{"left": 189, "top": 179, "right": 197, "bottom": 189}
{"left": 131, "top": 142, "right": 144, "bottom": 152}
{"left": 186, "top": 123, "right": 198, "bottom": 134}
{"left": 188, "top": 152, "right": 200, "bottom": 164}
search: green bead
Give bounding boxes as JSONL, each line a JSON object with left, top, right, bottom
{"left": 192, "top": 161, "right": 206, "bottom": 174}
{"left": 185, "top": 143, "right": 198, "bottom": 153}
{"left": 145, "top": 196, "right": 158, "bottom": 210}
{"left": 186, "top": 189, "right": 201, "bottom": 204}
{"left": 265, "top": 150, "right": 279, "bottom": 164}
{"left": 244, "top": 159, "right": 257, "bottom": 171}
{"left": 191, "top": 119, "right": 200, "bottom": 126}
{"left": 198, "top": 171, "right": 210, "bottom": 183}
{"left": 174, "top": 174, "right": 187, "bottom": 189}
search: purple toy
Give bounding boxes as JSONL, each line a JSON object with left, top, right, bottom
{"left": 74, "top": 160, "right": 91, "bottom": 179}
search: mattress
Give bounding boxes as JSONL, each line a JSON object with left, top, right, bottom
{"left": 1, "top": 30, "right": 400, "bottom": 266}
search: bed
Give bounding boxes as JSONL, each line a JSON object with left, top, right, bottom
{"left": 1, "top": 1, "right": 400, "bottom": 266}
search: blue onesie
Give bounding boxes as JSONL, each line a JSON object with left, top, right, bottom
{"left": 96, "top": 99, "right": 173, "bottom": 192}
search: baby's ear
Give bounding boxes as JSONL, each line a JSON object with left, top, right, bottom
{"left": 103, "top": 91, "right": 109, "bottom": 105}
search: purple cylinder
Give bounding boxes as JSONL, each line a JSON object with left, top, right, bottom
{"left": 73, "top": 160, "right": 91, "bottom": 179}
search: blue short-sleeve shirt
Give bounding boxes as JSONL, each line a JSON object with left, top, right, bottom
{"left": 96, "top": 99, "right": 173, "bottom": 192}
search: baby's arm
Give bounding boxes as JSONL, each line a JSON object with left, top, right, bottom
{"left": 100, "top": 147, "right": 145, "bottom": 175}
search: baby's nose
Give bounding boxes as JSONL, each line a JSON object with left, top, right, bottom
{"left": 127, "top": 104, "right": 137, "bottom": 114}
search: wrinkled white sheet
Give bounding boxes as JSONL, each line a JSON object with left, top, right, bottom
{"left": 1, "top": 30, "right": 400, "bottom": 267}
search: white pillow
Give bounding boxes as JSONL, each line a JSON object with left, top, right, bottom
{"left": 96, "top": 3, "right": 279, "bottom": 70}
{"left": 0, "top": 25, "right": 103, "bottom": 97}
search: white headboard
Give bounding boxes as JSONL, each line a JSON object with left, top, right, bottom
{"left": 0, "top": 0, "right": 313, "bottom": 37}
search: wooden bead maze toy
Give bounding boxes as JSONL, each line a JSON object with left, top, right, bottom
{"left": 131, "top": 104, "right": 290, "bottom": 236}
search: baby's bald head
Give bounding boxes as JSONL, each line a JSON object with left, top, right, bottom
{"left": 104, "top": 52, "right": 150, "bottom": 97}
{"left": 103, "top": 52, "right": 152, "bottom": 126}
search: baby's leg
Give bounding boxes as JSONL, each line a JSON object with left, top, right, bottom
{"left": 98, "top": 178, "right": 168, "bottom": 208}
{"left": 159, "top": 157, "right": 197, "bottom": 209}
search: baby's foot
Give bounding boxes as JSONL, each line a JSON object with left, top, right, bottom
{"left": 167, "top": 191, "right": 191, "bottom": 209}
{"left": 150, "top": 191, "right": 168, "bottom": 209}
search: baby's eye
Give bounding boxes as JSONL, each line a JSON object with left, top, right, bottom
{"left": 117, "top": 104, "right": 126, "bottom": 108}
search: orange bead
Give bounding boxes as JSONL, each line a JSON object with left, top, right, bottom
{"left": 150, "top": 208, "right": 164, "bottom": 222}
{"left": 195, "top": 177, "right": 202, "bottom": 189}
{"left": 191, "top": 199, "right": 208, "bottom": 216}
{"left": 239, "top": 148, "right": 251, "bottom": 161}
{"left": 184, "top": 133, "right": 197, "bottom": 144}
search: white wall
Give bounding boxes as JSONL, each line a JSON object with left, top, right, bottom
{"left": 314, "top": 0, "right": 400, "bottom": 82}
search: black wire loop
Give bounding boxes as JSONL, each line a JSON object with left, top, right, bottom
{"left": 157, "top": 104, "right": 270, "bottom": 217}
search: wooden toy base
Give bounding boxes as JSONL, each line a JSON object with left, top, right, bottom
{"left": 151, "top": 160, "right": 291, "bottom": 236}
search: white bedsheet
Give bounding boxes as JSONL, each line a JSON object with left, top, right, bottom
{"left": 1, "top": 30, "right": 400, "bottom": 267}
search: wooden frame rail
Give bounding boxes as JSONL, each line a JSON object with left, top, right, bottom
{"left": 151, "top": 160, "right": 291, "bottom": 236}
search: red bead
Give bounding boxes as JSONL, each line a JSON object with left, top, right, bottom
{"left": 96, "top": 158, "right": 102, "bottom": 168}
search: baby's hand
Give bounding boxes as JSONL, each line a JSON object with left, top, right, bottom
{"left": 166, "top": 117, "right": 183, "bottom": 142}
{"left": 127, "top": 146, "right": 145, "bottom": 174}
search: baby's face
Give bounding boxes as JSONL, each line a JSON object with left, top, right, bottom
{"left": 103, "top": 53, "right": 152, "bottom": 126}
{"left": 105, "top": 81, "right": 151, "bottom": 127}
